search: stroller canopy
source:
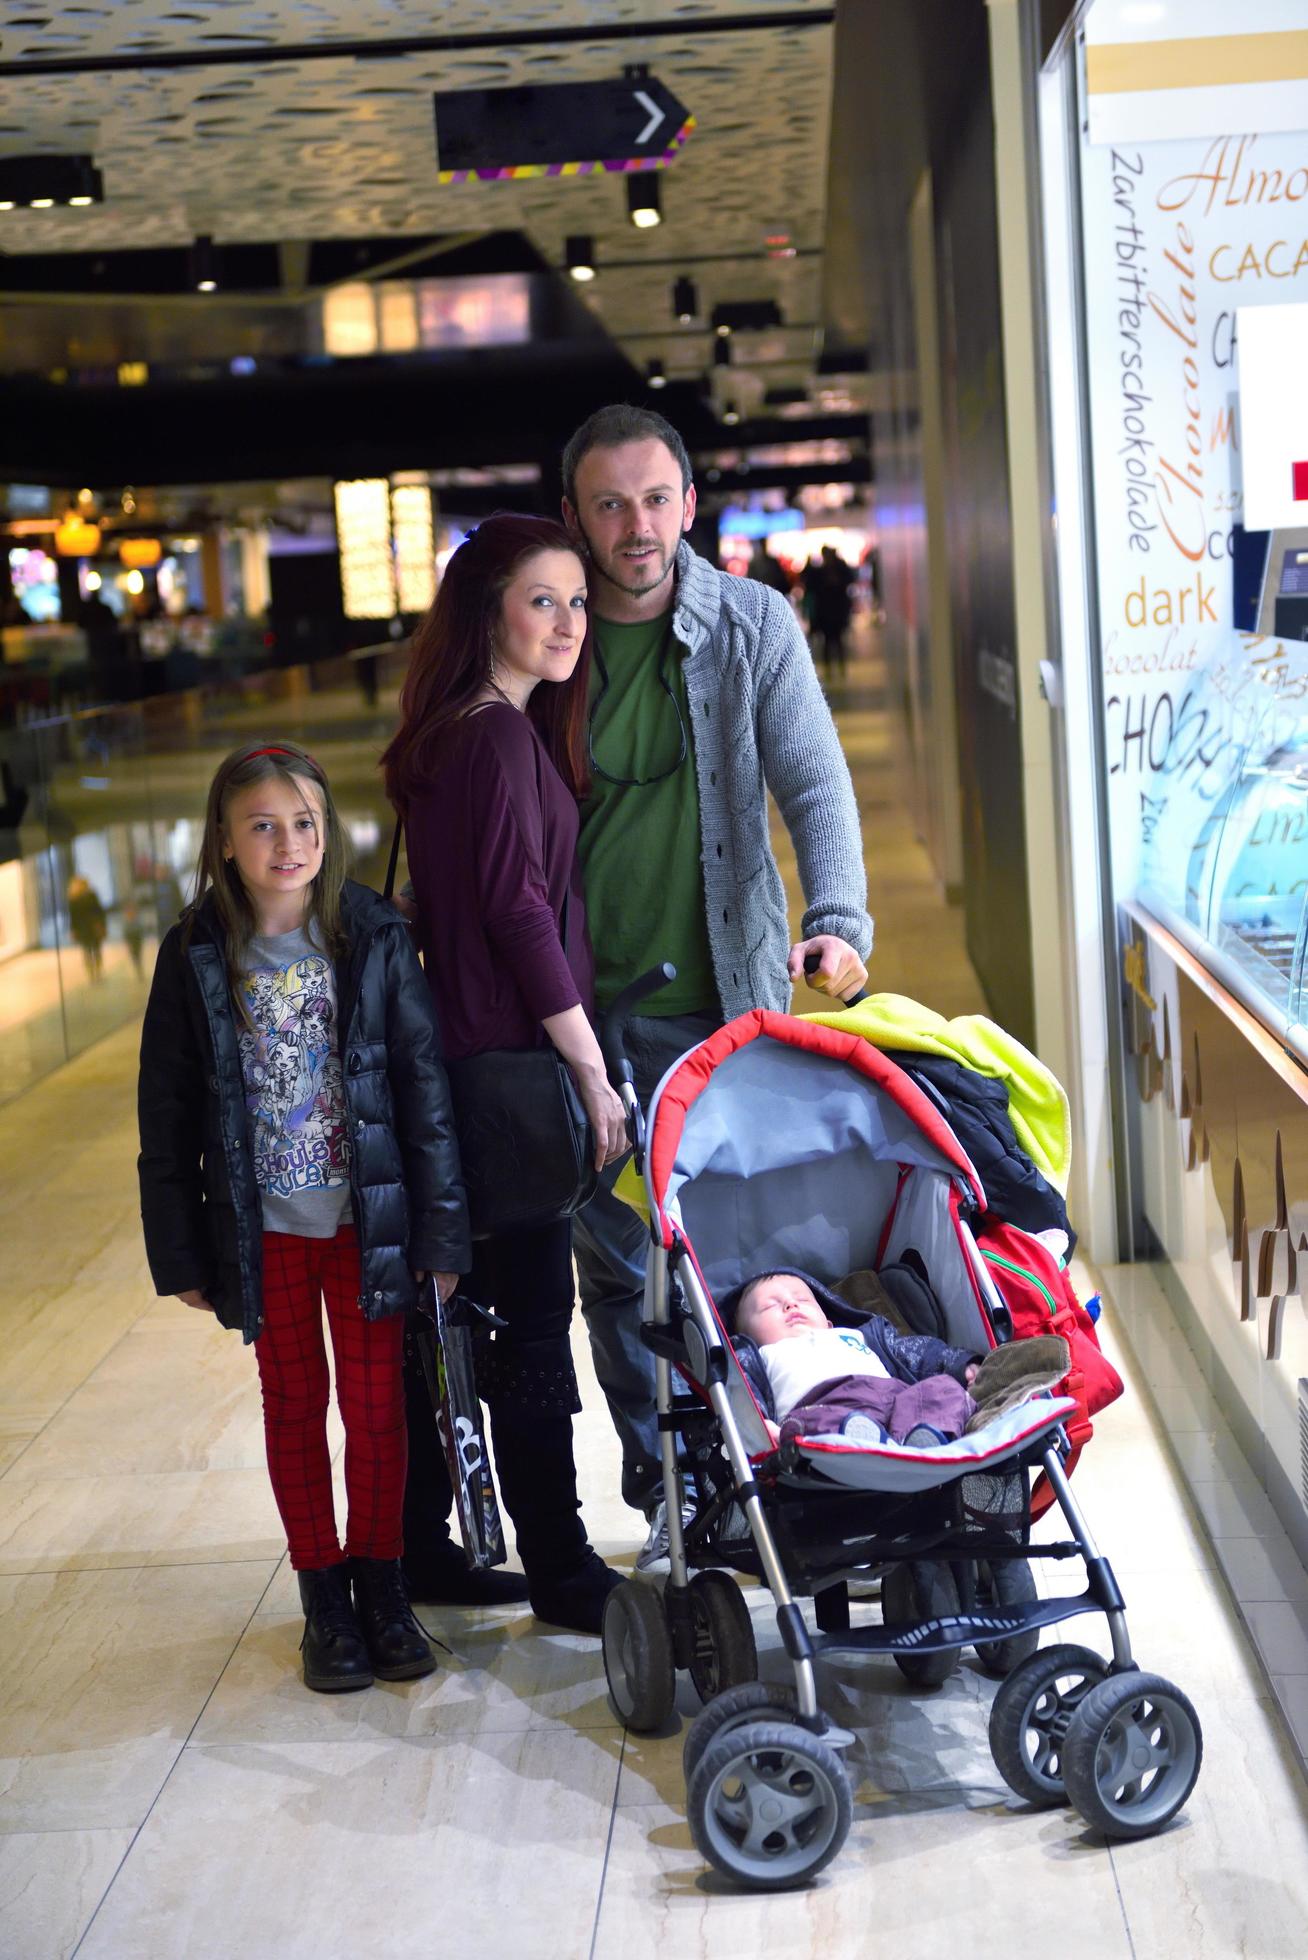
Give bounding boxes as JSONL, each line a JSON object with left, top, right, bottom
{"left": 647, "top": 1012, "right": 985, "bottom": 1302}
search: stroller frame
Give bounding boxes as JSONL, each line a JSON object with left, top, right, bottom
{"left": 599, "top": 971, "right": 1203, "bottom": 1888}
{"left": 645, "top": 1235, "right": 1135, "bottom": 1723}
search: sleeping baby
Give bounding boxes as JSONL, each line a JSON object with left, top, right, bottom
{"left": 726, "top": 1269, "right": 979, "bottom": 1448}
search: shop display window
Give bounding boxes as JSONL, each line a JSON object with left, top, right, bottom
{"left": 1060, "top": 0, "right": 1308, "bottom": 1062}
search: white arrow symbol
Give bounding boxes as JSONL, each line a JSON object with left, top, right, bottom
{"left": 633, "top": 89, "right": 665, "bottom": 147}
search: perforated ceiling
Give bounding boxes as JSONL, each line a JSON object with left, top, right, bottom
{"left": 0, "top": 1, "right": 847, "bottom": 415}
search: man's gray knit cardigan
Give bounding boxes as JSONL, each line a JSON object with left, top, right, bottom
{"left": 667, "top": 539, "right": 872, "bottom": 1020}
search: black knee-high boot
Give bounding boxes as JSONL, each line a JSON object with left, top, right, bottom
{"left": 483, "top": 1334, "right": 620, "bottom": 1636}
{"left": 400, "top": 1320, "right": 529, "bottom": 1606}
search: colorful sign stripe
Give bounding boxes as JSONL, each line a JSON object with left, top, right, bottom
{"left": 438, "top": 117, "right": 695, "bottom": 187}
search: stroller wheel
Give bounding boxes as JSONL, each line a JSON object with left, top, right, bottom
{"left": 686, "top": 1572, "right": 758, "bottom": 1706}
{"left": 602, "top": 1580, "right": 675, "bottom": 1732}
{"left": 683, "top": 1679, "right": 801, "bottom": 1784}
{"left": 1062, "top": 1671, "right": 1202, "bottom": 1840}
{"left": 971, "top": 1558, "right": 1040, "bottom": 1676}
{"left": 989, "top": 1643, "right": 1110, "bottom": 1807}
{"left": 882, "top": 1562, "right": 962, "bottom": 1688}
{"left": 687, "top": 1719, "right": 852, "bottom": 1891}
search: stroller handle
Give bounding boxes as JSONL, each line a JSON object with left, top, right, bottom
{"left": 601, "top": 961, "right": 678, "bottom": 1084}
{"left": 803, "top": 949, "right": 869, "bottom": 1007}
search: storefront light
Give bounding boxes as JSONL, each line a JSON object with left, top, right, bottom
{"left": 391, "top": 482, "right": 436, "bottom": 614}
{"left": 54, "top": 514, "right": 102, "bottom": 556}
{"left": 120, "top": 538, "right": 162, "bottom": 569}
{"left": 124, "top": 570, "right": 145, "bottom": 596}
{"left": 334, "top": 478, "right": 396, "bottom": 620}
{"left": 323, "top": 283, "right": 379, "bottom": 358}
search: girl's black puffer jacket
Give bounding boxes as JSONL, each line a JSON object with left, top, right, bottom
{"left": 138, "top": 880, "right": 470, "bottom": 1341}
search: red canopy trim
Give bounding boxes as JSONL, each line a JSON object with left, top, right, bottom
{"left": 648, "top": 1009, "right": 984, "bottom": 1240}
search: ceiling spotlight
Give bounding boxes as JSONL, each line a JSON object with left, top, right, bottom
{"left": 627, "top": 174, "right": 662, "bottom": 229}
{"left": 672, "top": 276, "right": 697, "bottom": 324}
{"left": 646, "top": 359, "right": 667, "bottom": 391}
{"left": 566, "top": 234, "right": 596, "bottom": 282}
{"left": 0, "top": 153, "right": 104, "bottom": 210}
{"left": 722, "top": 403, "right": 740, "bottom": 426}
{"left": 190, "top": 234, "right": 219, "bottom": 293}
{"left": 711, "top": 299, "right": 784, "bottom": 335}
{"left": 713, "top": 337, "right": 731, "bottom": 369}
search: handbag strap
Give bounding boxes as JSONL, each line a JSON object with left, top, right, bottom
{"left": 384, "top": 815, "right": 402, "bottom": 900}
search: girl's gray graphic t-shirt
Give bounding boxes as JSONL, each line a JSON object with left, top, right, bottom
{"left": 237, "top": 923, "right": 352, "bottom": 1238}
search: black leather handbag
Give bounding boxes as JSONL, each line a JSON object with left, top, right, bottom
{"left": 384, "top": 817, "right": 599, "bottom": 1239}
{"left": 444, "top": 1045, "right": 599, "bottom": 1239}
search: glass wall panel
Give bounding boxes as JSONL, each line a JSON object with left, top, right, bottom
{"left": 0, "top": 649, "right": 402, "bottom": 1105}
{"left": 1069, "top": 0, "right": 1308, "bottom": 1061}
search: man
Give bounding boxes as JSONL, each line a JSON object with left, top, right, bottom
{"left": 560, "top": 404, "right": 873, "bottom": 1561}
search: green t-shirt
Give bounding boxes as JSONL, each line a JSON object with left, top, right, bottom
{"left": 577, "top": 612, "right": 719, "bottom": 1016}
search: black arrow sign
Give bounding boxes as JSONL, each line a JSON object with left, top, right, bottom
{"left": 435, "top": 76, "right": 694, "bottom": 182}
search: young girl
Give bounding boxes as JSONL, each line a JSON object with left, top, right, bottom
{"left": 137, "top": 739, "right": 471, "bottom": 1694}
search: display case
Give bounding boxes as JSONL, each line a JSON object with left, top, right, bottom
{"left": 1141, "top": 721, "right": 1308, "bottom": 1064}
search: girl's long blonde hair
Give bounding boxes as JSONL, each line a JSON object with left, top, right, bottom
{"left": 187, "top": 740, "right": 350, "bottom": 1019}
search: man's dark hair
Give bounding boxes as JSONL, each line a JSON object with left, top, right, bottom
{"left": 561, "top": 404, "right": 693, "bottom": 507}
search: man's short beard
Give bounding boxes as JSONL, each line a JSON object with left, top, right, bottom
{"left": 577, "top": 521, "right": 675, "bottom": 598}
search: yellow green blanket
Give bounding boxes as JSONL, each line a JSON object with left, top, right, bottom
{"left": 802, "top": 993, "right": 1071, "bottom": 1192}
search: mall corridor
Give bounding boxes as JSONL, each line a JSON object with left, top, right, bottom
{"left": 1, "top": 648, "right": 1306, "bottom": 1959}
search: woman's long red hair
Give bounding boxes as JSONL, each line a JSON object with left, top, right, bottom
{"left": 381, "top": 513, "right": 591, "bottom": 809}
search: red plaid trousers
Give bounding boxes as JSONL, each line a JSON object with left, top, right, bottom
{"left": 255, "top": 1225, "right": 406, "bottom": 1570}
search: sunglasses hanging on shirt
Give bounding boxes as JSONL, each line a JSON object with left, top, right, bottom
{"left": 586, "top": 638, "right": 689, "bottom": 789}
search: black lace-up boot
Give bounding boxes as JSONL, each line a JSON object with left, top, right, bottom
{"left": 298, "top": 1564, "right": 374, "bottom": 1693}
{"left": 350, "top": 1557, "right": 438, "bottom": 1680}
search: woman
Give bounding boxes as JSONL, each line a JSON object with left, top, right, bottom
{"left": 382, "top": 514, "right": 627, "bottom": 1635}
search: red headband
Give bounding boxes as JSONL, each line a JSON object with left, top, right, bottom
{"left": 246, "top": 745, "right": 317, "bottom": 768}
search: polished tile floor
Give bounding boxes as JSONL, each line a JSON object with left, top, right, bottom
{"left": 2, "top": 647, "right": 1306, "bottom": 1958}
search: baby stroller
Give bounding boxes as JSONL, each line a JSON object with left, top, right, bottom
{"left": 598, "top": 971, "right": 1203, "bottom": 1890}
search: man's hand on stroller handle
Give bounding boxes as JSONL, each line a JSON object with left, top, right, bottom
{"left": 791, "top": 934, "right": 868, "bottom": 1003}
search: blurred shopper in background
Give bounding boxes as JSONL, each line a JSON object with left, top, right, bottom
{"left": 806, "top": 545, "right": 856, "bottom": 675}
{"left": 66, "top": 873, "right": 108, "bottom": 981}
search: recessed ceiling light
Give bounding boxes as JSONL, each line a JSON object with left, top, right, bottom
{"left": 190, "top": 234, "right": 219, "bottom": 293}
{"left": 672, "top": 275, "right": 697, "bottom": 324}
{"left": 566, "top": 234, "right": 596, "bottom": 282}
{"left": 646, "top": 358, "right": 667, "bottom": 390}
{"left": 627, "top": 175, "right": 662, "bottom": 229}
{"left": 0, "top": 153, "right": 104, "bottom": 209}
